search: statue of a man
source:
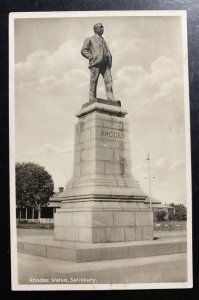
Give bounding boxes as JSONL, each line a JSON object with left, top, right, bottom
{"left": 81, "top": 23, "right": 115, "bottom": 101}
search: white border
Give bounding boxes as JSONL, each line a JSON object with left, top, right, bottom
{"left": 181, "top": 13, "right": 193, "bottom": 288}
{"left": 9, "top": 10, "right": 192, "bottom": 291}
{"left": 9, "top": 13, "right": 19, "bottom": 291}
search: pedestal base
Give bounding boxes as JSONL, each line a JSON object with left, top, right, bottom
{"left": 54, "top": 201, "right": 153, "bottom": 243}
{"left": 54, "top": 100, "right": 154, "bottom": 243}
{"left": 18, "top": 235, "right": 187, "bottom": 263}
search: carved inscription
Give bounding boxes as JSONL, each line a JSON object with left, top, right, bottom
{"left": 101, "top": 129, "right": 124, "bottom": 139}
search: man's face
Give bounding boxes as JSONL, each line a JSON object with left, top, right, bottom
{"left": 95, "top": 23, "right": 104, "bottom": 36}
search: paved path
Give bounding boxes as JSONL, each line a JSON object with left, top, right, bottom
{"left": 16, "top": 229, "right": 188, "bottom": 286}
{"left": 18, "top": 252, "right": 187, "bottom": 285}
{"left": 17, "top": 228, "right": 187, "bottom": 238}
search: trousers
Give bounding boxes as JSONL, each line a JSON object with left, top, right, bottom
{"left": 89, "top": 66, "right": 114, "bottom": 101}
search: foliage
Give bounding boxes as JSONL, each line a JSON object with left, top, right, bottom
{"left": 156, "top": 210, "right": 167, "bottom": 221}
{"left": 16, "top": 162, "right": 54, "bottom": 211}
{"left": 168, "top": 203, "right": 187, "bottom": 221}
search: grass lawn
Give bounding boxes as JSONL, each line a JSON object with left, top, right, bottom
{"left": 154, "top": 221, "right": 186, "bottom": 231}
{"left": 17, "top": 222, "right": 54, "bottom": 229}
{"left": 17, "top": 220, "right": 186, "bottom": 231}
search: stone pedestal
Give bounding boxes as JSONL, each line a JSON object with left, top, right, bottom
{"left": 54, "top": 99, "right": 153, "bottom": 243}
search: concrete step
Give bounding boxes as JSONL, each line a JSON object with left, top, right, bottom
{"left": 17, "top": 235, "right": 187, "bottom": 263}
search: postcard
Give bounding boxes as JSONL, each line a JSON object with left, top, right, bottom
{"left": 9, "top": 10, "right": 192, "bottom": 290}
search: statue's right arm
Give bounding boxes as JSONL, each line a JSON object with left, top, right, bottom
{"left": 81, "top": 37, "right": 92, "bottom": 59}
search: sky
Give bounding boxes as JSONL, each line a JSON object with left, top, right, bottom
{"left": 14, "top": 13, "right": 190, "bottom": 205}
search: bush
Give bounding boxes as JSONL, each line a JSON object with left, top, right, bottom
{"left": 156, "top": 210, "right": 167, "bottom": 221}
{"left": 168, "top": 203, "right": 187, "bottom": 221}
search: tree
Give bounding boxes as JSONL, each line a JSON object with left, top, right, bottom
{"left": 156, "top": 210, "right": 167, "bottom": 221}
{"left": 168, "top": 203, "right": 187, "bottom": 221}
{"left": 16, "top": 162, "right": 54, "bottom": 223}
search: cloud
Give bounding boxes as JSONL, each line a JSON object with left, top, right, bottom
{"left": 115, "top": 56, "right": 182, "bottom": 102}
{"left": 110, "top": 37, "right": 167, "bottom": 71}
{"left": 132, "top": 163, "right": 147, "bottom": 176}
{"left": 113, "top": 56, "right": 185, "bottom": 153}
{"left": 17, "top": 144, "right": 73, "bottom": 159}
{"left": 132, "top": 157, "right": 186, "bottom": 205}
{"left": 115, "top": 65, "right": 146, "bottom": 92}
{"left": 15, "top": 39, "right": 85, "bottom": 87}
{"left": 16, "top": 144, "right": 74, "bottom": 190}
{"left": 153, "top": 78, "right": 183, "bottom": 102}
{"left": 150, "top": 56, "right": 178, "bottom": 82}
{"left": 133, "top": 155, "right": 185, "bottom": 179}
{"left": 36, "top": 69, "right": 89, "bottom": 91}
{"left": 27, "top": 50, "right": 49, "bottom": 62}
{"left": 169, "top": 159, "right": 184, "bottom": 172}
{"left": 133, "top": 156, "right": 185, "bottom": 179}
{"left": 15, "top": 50, "right": 50, "bottom": 83}
{"left": 38, "top": 76, "right": 59, "bottom": 88}
{"left": 155, "top": 156, "right": 185, "bottom": 173}
{"left": 155, "top": 156, "right": 171, "bottom": 170}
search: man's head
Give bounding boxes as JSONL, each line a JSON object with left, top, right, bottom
{"left": 93, "top": 23, "right": 104, "bottom": 36}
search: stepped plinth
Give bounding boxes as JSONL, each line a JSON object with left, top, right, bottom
{"left": 54, "top": 99, "right": 153, "bottom": 243}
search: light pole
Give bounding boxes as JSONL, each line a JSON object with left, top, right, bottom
{"left": 146, "top": 152, "right": 152, "bottom": 211}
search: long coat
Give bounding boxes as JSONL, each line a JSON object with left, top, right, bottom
{"left": 81, "top": 34, "right": 112, "bottom": 69}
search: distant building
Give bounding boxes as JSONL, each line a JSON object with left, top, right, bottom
{"left": 16, "top": 187, "right": 63, "bottom": 223}
{"left": 144, "top": 197, "right": 175, "bottom": 220}
{"left": 44, "top": 187, "right": 63, "bottom": 219}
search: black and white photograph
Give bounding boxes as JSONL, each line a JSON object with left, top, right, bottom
{"left": 9, "top": 11, "right": 192, "bottom": 290}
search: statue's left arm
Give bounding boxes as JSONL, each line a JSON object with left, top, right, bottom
{"left": 104, "top": 40, "right": 112, "bottom": 68}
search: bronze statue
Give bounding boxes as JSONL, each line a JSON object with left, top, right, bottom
{"left": 81, "top": 23, "right": 115, "bottom": 101}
